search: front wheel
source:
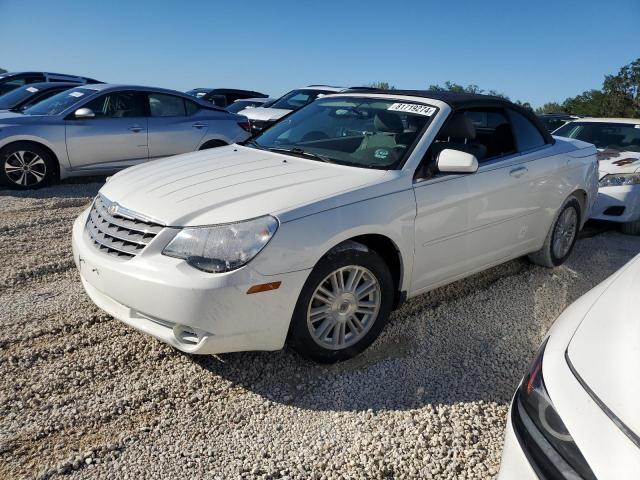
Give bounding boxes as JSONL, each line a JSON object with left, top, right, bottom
{"left": 288, "top": 247, "right": 394, "bottom": 363}
{"left": 0, "top": 142, "right": 56, "bottom": 189}
{"left": 528, "top": 197, "right": 581, "bottom": 268}
{"left": 621, "top": 220, "right": 640, "bottom": 235}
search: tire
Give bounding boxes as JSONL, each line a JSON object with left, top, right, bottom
{"left": 621, "top": 220, "right": 640, "bottom": 235}
{"left": 199, "top": 140, "right": 227, "bottom": 150}
{"left": 528, "top": 196, "right": 581, "bottom": 268}
{"left": 288, "top": 246, "right": 394, "bottom": 363}
{"left": 0, "top": 142, "right": 56, "bottom": 190}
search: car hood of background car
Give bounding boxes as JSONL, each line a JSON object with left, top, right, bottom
{"left": 99, "top": 145, "right": 390, "bottom": 226}
{"left": 240, "top": 106, "right": 292, "bottom": 121}
{"left": 567, "top": 254, "right": 640, "bottom": 441}
{"left": 597, "top": 149, "right": 640, "bottom": 176}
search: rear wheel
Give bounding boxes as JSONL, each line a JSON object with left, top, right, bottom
{"left": 528, "top": 197, "right": 581, "bottom": 268}
{"left": 621, "top": 220, "right": 640, "bottom": 235}
{"left": 288, "top": 247, "right": 393, "bottom": 363}
{"left": 0, "top": 142, "right": 56, "bottom": 189}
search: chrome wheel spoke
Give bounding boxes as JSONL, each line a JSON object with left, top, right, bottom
{"left": 307, "top": 265, "right": 381, "bottom": 350}
{"left": 4, "top": 150, "right": 46, "bottom": 186}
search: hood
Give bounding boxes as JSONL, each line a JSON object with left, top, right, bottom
{"left": 597, "top": 149, "right": 640, "bottom": 177}
{"left": 567, "top": 254, "right": 640, "bottom": 440}
{"left": 99, "top": 145, "right": 387, "bottom": 226}
{"left": 240, "top": 106, "right": 292, "bottom": 122}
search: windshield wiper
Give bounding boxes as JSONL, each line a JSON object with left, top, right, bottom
{"left": 268, "top": 147, "right": 334, "bottom": 163}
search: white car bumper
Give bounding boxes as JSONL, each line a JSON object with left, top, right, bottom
{"left": 498, "top": 407, "right": 538, "bottom": 480}
{"left": 72, "top": 209, "right": 309, "bottom": 354}
{"left": 590, "top": 184, "right": 640, "bottom": 223}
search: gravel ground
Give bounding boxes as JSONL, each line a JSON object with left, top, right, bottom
{"left": 1, "top": 182, "right": 639, "bottom": 480}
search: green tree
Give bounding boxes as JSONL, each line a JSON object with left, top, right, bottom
{"left": 368, "top": 81, "right": 395, "bottom": 90}
{"left": 535, "top": 102, "right": 565, "bottom": 114}
{"left": 0, "top": 67, "right": 7, "bottom": 75}
{"left": 428, "top": 81, "right": 509, "bottom": 99}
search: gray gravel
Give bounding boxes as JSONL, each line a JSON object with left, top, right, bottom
{"left": 1, "top": 182, "right": 639, "bottom": 480}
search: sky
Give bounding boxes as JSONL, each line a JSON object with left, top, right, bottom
{"left": 1, "top": 0, "right": 638, "bottom": 107}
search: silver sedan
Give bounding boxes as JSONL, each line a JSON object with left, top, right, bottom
{"left": 0, "top": 84, "right": 251, "bottom": 189}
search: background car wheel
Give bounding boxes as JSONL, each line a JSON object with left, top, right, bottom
{"left": 621, "top": 220, "right": 640, "bottom": 235}
{"left": 528, "top": 196, "right": 581, "bottom": 268}
{"left": 288, "top": 246, "right": 394, "bottom": 363}
{"left": 0, "top": 142, "right": 56, "bottom": 190}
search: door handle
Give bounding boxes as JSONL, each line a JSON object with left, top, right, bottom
{"left": 192, "top": 122, "right": 206, "bottom": 129}
{"left": 509, "top": 166, "right": 528, "bottom": 178}
{"left": 129, "top": 125, "right": 143, "bottom": 133}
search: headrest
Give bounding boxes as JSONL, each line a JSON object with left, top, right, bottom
{"left": 440, "top": 114, "right": 476, "bottom": 140}
{"left": 374, "top": 111, "right": 404, "bottom": 134}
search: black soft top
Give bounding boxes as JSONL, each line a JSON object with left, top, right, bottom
{"left": 343, "top": 89, "right": 554, "bottom": 144}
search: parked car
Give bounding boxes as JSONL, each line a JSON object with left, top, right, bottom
{"left": 537, "top": 112, "right": 580, "bottom": 132}
{"left": 72, "top": 90, "right": 598, "bottom": 362}
{"left": 0, "top": 84, "right": 251, "bottom": 189}
{"left": 185, "top": 88, "right": 268, "bottom": 108}
{"left": 553, "top": 117, "right": 640, "bottom": 234}
{"left": 0, "top": 82, "right": 80, "bottom": 113}
{"left": 0, "top": 71, "right": 101, "bottom": 96}
{"left": 240, "top": 85, "right": 344, "bottom": 133}
{"left": 499, "top": 253, "right": 640, "bottom": 480}
{"left": 225, "top": 97, "right": 275, "bottom": 114}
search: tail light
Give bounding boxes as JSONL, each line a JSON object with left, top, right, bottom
{"left": 238, "top": 121, "right": 251, "bottom": 133}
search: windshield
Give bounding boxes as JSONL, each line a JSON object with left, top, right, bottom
{"left": 250, "top": 96, "right": 437, "bottom": 169}
{"left": 22, "top": 88, "right": 96, "bottom": 115}
{"left": 0, "top": 85, "right": 41, "bottom": 109}
{"left": 554, "top": 121, "right": 640, "bottom": 151}
{"left": 270, "top": 89, "right": 333, "bottom": 111}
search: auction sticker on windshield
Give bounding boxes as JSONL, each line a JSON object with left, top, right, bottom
{"left": 388, "top": 103, "right": 436, "bottom": 116}
{"left": 69, "top": 91, "right": 84, "bottom": 98}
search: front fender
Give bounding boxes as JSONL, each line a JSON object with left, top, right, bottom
{"left": 251, "top": 188, "right": 416, "bottom": 293}
{"left": 0, "top": 131, "right": 70, "bottom": 170}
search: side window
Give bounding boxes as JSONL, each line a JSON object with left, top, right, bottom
{"left": 84, "top": 91, "right": 146, "bottom": 118}
{"left": 185, "top": 100, "right": 199, "bottom": 116}
{"left": 508, "top": 109, "right": 546, "bottom": 151}
{"left": 148, "top": 93, "right": 187, "bottom": 117}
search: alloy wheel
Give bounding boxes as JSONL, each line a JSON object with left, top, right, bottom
{"left": 4, "top": 150, "right": 47, "bottom": 187}
{"left": 307, "top": 265, "right": 381, "bottom": 350}
{"left": 552, "top": 207, "right": 578, "bottom": 259}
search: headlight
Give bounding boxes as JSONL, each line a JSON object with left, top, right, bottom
{"left": 598, "top": 172, "right": 640, "bottom": 187}
{"left": 514, "top": 339, "right": 596, "bottom": 479}
{"left": 162, "top": 215, "right": 278, "bottom": 273}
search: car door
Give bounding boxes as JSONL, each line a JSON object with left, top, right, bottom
{"left": 65, "top": 90, "right": 149, "bottom": 170}
{"left": 411, "top": 107, "right": 551, "bottom": 293}
{"left": 146, "top": 93, "right": 207, "bottom": 158}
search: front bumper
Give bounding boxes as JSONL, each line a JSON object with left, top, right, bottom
{"left": 498, "top": 405, "right": 538, "bottom": 480}
{"left": 72, "top": 208, "right": 310, "bottom": 354}
{"left": 590, "top": 184, "right": 640, "bottom": 223}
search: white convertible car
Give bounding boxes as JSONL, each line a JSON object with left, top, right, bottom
{"left": 499, "top": 253, "right": 640, "bottom": 479}
{"left": 72, "top": 90, "right": 598, "bottom": 362}
{"left": 554, "top": 117, "right": 640, "bottom": 234}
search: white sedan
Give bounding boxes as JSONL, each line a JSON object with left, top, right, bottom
{"left": 553, "top": 117, "right": 640, "bottom": 234}
{"left": 72, "top": 90, "right": 598, "bottom": 362}
{"left": 499, "top": 253, "right": 640, "bottom": 479}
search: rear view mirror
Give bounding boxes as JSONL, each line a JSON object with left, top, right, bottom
{"left": 74, "top": 107, "right": 95, "bottom": 119}
{"left": 437, "top": 148, "right": 478, "bottom": 174}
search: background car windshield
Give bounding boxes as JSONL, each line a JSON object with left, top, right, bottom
{"left": 0, "top": 86, "right": 38, "bottom": 109}
{"left": 252, "top": 97, "right": 436, "bottom": 169}
{"left": 270, "top": 89, "right": 329, "bottom": 110}
{"left": 554, "top": 122, "right": 640, "bottom": 151}
{"left": 23, "top": 88, "right": 95, "bottom": 115}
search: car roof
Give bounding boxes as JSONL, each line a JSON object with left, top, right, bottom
{"left": 18, "top": 81, "right": 81, "bottom": 89}
{"left": 0, "top": 71, "right": 99, "bottom": 81}
{"left": 569, "top": 117, "right": 640, "bottom": 124}
{"left": 304, "top": 85, "right": 345, "bottom": 92}
{"left": 233, "top": 97, "right": 274, "bottom": 102}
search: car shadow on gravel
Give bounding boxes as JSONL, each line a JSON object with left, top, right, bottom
{"left": 190, "top": 227, "right": 637, "bottom": 413}
{"left": 0, "top": 177, "right": 105, "bottom": 200}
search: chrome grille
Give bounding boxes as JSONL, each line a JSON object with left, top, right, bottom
{"left": 85, "top": 195, "right": 164, "bottom": 258}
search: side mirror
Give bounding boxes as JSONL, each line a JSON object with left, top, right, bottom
{"left": 74, "top": 107, "right": 95, "bottom": 119}
{"left": 437, "top": 148, "right": 478, "bottom": 174}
